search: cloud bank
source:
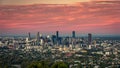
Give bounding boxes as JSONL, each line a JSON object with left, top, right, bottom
{"left": 0, "top": 1, "right": 120, "bottom": 35}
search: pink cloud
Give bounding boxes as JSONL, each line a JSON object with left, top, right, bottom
{"left": 0, "top": 1, "right": 120, "bottom": 35}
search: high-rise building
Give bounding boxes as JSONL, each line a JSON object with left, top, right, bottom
{"left": 72, "top": 31, "right": 75, "bottom": 38}
{"left": 56, "top": 31, "right": 59, "bottom": 40}
{"left": 52, "top": 35, "right": 57, "bottom": 44}
{"left": 88, "top": 33, "right": 92, "bottom": 45}
{"left": 36, "top": 32, "right": 40, "bottom": 41}
{"left": 28, "top": 32, "right": 31, "bottom": 40}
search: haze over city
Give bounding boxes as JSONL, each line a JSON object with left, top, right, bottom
{"left": 0, "top": 0, "right": 120, "bottom": 36}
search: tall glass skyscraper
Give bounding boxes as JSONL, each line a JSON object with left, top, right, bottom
{"left": 72, "top": 31, "right": 75, "bottom": 38}
{"left": 88, "top": 33, "right": 92, "bottom": 45}
{"left": 56, "top": 31, "right": 59, "bottom": 40}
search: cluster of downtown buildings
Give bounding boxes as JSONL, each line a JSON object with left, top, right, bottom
{"left": 26, "top": 31, "right": 92, "bottom": 47}
{"left": 0, "top": 31, "right": 120, "bottom": 68}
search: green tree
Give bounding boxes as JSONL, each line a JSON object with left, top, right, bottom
{"left": 51, "top": 62, "right": 68, "bottom": 68}
{"left": 27, "top": 61, "right": 49, "bottom": 68}
{"left": 40, "top": 61, "right": 49, "bottom": 68}
{"left": 27, "top": 61, "right": 42, "bottom": 68}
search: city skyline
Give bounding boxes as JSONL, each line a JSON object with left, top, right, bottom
{"left": 0, "top": 0, "right": 120, "bottom": 36}
{"left": 0, "top": 31, "right": 120, "bottom": 37}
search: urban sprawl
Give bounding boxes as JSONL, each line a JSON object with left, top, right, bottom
{"left": 0, "top": 31, "right": 120, "bottom": 68}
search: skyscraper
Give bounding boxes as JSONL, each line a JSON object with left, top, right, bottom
{"left": 28, "top": 32, "right": 31, "bottom": 40}
{"left": 72, "top": 31, "right": 75, "bottom": 38}
{"left": 88, "top": 33, "right": 92, "bottom": 45}
{"left": 56, "top": 31, "right": 59, "bottom": 40}
{"left": 36, "top": 32, "right": 40, "bottom": 41}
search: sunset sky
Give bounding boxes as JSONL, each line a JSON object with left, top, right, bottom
{"left": 0, "top": 0, "right": 120, "bottom": 36}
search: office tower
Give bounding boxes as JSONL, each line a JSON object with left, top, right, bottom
{"left": 28, "top": 32, "right": 31, "bottom": 40}
{"left": 56, "top": 31, "right": 59, "bottom": 40}
{"left": 36, "top": 32, "right": 40, "bottom": 41}
{"left": 72, "top": 31, "right": 75, "bottom": 38}
{"left": 88, "top": 33, "right": 92, "bottom": 45}
{"left": 52, "top": 35, "right": 57, "bottom": 44}
{"left": 93, "top": 40, "right": 96, "bottom": 47}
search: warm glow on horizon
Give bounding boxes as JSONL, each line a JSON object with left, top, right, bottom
{"left": 0, "top": 0, "right": 91, "bottom": 5}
